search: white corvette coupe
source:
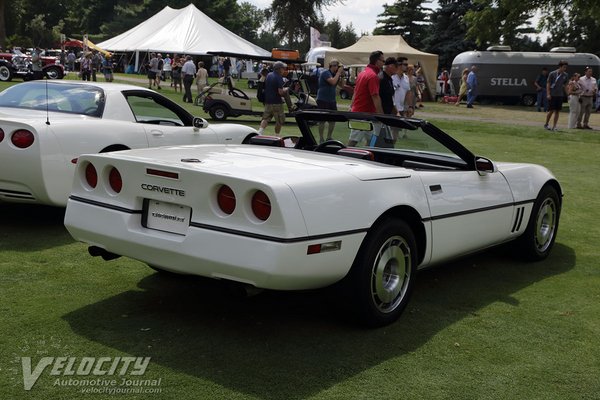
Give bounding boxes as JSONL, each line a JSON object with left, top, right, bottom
{"left": 65, "top": 110, "right": 562, "bottom": 326}
{"left": 0, "top": 80, "right": 257, "bottom": 206}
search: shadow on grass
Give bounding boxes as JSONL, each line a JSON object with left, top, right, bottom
{"left": 63, "top": 243, "right": 574, "bottom": 400}
{"left": 0, "top": 203, "right": 72, "bottom": 250}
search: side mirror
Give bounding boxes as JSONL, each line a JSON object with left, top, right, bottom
{"left": 475, "top": 156, "right": 496, "bottom": 175}
{"left": 193, "top": 117, "right": 208, "bottom": 130}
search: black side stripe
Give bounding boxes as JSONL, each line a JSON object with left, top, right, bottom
{"left": 69, "top": 196, "right": 536, "bottom": 242}
{"left": 189, "top": 222, "right": 368, "bottom": 243}
{"left": 69, "top": 195, "right": 142, "bottom": 214}
{"left": 0, "top": 188, "right": 33, "bottom": 196}
{"left": 423, "top": 200, "right": 534, "bottom": 222}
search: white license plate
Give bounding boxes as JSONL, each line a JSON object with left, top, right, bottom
{"left": 145, "top": 200, "right": 191, "bottom": 235}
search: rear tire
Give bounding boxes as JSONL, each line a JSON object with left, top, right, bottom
{"left": 347, "top": 218, "right": 417, "bottom": 327}
{"left": 340, "top": 90, "right": 349, "bottom": 100}
{"left": 516, "top": 185, "right": 561, "bottom": 261}
{"left": 521, "top": 94, "right": 536, "bottom": 107}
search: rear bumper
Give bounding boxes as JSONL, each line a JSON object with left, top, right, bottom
{"left": 65, "top": 198, "right": 365, "bottom": 290}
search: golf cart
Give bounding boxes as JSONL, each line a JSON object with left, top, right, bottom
{"left": 200, "top": 51, "right": 318, "bottom": 121}
{"left": 339, "top": 64, "right": 366, "bottom": 100}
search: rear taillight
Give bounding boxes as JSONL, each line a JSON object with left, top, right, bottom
{"left": 0, "top": 128, "right": 4, "bottom": 143}
{"left": 11, "top": 129, "right": 35, "bottom": 148}
{"left": 251, "top": 190, "right": 271, "bottom": 221}
{"left": 217, "top": 185, "right": 236, "bottom": 214}
{"left": 109, "top": 167, "right": 122, "bottom": 193}
{"left": 85, "top": 163, "right": 97, "bottom": 188}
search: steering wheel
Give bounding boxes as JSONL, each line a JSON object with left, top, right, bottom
{"left": 313, "top": 139, "right": 346, "bottom": 153}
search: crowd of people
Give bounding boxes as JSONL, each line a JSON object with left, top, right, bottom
{"left": 21, "top": 46, "right": 596, "bottom": 135}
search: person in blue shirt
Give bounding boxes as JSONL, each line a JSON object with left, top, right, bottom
{"left": 466, "top": 65, "right": 478, "bottom": 108}
{"left": 316, "top": 59, "right": 344, "bottom": 142}
{"left": 258, "top": 61, "right": 289, "bottom": 135}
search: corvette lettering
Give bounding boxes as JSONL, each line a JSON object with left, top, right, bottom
{"left": 141, "top": 184, "right": 185, "bottom": 196}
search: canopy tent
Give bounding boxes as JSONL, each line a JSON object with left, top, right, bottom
{"left": 63, "top": 38, "right": 111, "bottom": 57}
{"left": 325, "top": 35, "right": 439, "bottom": 99}
{"left": 97, "top": 3, "right": 270, "bottom": 71}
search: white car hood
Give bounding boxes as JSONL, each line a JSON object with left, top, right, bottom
{"left": 108, "top": 144, "right": 411, "bottom": 182}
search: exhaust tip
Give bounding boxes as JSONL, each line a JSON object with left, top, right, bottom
{"left": 88, "top": 246, "right": 121, "bottom": 261}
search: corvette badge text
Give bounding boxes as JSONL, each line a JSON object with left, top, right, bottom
{"left": 21, "top": 356, "right": 161, "bottom": 394}
{"left": 141, "top": 183, "right": 185, "bottom": 196}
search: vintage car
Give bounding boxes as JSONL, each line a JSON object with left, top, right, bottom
{"left": 0, "top": 49, "right": 65, "bottom": 80}
{"left": 64, "top": 110, "right": 562, "bottom": 327}
{"left": 0, "top": 81, "right": 258, "bottom": 206}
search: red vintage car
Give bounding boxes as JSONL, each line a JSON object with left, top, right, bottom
{"left": 0, "top": 50, "right": 65, "bottom": 81}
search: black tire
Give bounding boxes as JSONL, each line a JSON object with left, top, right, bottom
{"left": 0, "top": 64, "right": 13, "bottom": 82}
{"left": 44, "top": 65, "right": 63, "bottom": 80}
{"left": 248, "top": 80, "right": 256, "bottom": 89}
{"left": 347, "top": 218, "right": 417, "bottom": 327}
{"left": 209, "top": 104, "right": 228, "bottom": 121}
{"left": 340, "top": 90, "right": 349, "bottom": 100}
{"left": 516, "top": 185, "right": 561, "bottom": 261}
{"left": 521, "top": 94, "right": 536, "bottom": 107}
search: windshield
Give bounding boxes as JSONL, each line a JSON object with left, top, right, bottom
{"left": 0, "top": 82, "right": 105, "bottom": 117}
{"left": 295, "top": 112, "right": 469, "bottom": 170}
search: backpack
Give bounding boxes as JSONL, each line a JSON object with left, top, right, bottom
{"left": 256, "top": 81, "right": 265, "bottom": 103}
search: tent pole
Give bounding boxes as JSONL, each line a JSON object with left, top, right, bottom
{"left": 135, "top": 51, "right": 140, "bottom": 73}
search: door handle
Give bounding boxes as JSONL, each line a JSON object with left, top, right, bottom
{"left": 150, "top": 130, "right": 164, "bottom": 137}
{"left": 430, "top": 184, "right": 442, "bottom": 193}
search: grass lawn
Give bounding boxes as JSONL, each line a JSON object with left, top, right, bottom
{"left": 1, "top": 76, "right": 599, "bottom": 399}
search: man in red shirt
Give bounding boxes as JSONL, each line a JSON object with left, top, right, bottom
{"left": 348, "top": 50, "right": 385, "bottom": 146}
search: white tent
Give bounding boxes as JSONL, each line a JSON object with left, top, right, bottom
{"left": 97, "top": 3, "right": 270, "bottom": 70}
{"left": 325, "top": 35, "right": 439, "bottom": 99}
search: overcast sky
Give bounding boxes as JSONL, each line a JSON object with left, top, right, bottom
{"left": 240, "top": 0, "right": 396, "bottom": 35}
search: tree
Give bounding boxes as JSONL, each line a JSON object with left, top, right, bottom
{"left": 463, "top": 0, "right": 536, "bottom": 48}
{"left": 266, "top": 0, "right": 341, "bottom": 47}
{"left": 321, "top": 18, "right": 358, "bottom": 49}
{"left": 234, "top": 2, "right": 265, "bottom": 44}
{"left": 423, "top": 0, "right": 477, "bottom": 68}
{"left": 373, "top": 0, "right": 432, "bottom": 48}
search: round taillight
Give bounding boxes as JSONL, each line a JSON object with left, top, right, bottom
{"left": 109, "top": 167, "right": 122, "bottom": 193}
{"left": 85, "top": 163, "right": 98, "bottom": 188}
{"left": 217, "top": 185, "right": 236, "bottom": 214}
{"left": 251, "top": 190, "right": 271, "bottom": 221}
{"left": 11, "top": 129, "right": 35, "bottom": 148}
{"left": 0, "top": 128, "right": 4, "bottom": 143}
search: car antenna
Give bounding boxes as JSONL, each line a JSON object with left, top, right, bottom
{"left": 45, "top": 78, "right": 50, "bottom": 125}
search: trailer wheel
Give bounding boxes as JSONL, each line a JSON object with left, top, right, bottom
{"left": 521, "top": 94, "right": 536, "bottom": 107}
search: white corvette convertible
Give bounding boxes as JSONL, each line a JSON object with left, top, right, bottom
{"left": 0, "top": 80, "right": 257, "bottom": 206}
{"left": 65, "top": 110, "right": 562, "bottom": 326}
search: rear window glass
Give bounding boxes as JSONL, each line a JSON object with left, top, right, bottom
{"left": 0, "top": 81, "right": 105, "bottom": 117}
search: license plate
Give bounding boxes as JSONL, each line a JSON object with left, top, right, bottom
{"left": 144, "top": 200, "right": 191, "bottom": 235}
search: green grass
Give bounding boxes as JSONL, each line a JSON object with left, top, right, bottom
{"left": 1, "top": 77, "right": 600, "bottom": 399}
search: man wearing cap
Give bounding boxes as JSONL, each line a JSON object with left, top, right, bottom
{"left": 577, "top": 67, "right": 597, "bottom": 129}
{"left": 348, "top": 50, "right": 385, "bottom": 146}
{"left": 316, "top": 59, "right": 344, "bottom": 142}
{"left": 258, "top": 61, "right": 289, "bottom": 135}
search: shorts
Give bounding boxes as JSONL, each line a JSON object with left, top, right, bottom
{"left": 548, "top": 96, "right": 563, "bottom": 111}
{"left": 316, "top": 99, "right": 337, "bottom": 110}
{"left": 348, "top": 122, "right": 382, "bottom": 146}
{"left": 148, "top": 71, "right": 157, "bottom": 79}
{"left": 262, "top": 104, "right": 285, "bottom": 125}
